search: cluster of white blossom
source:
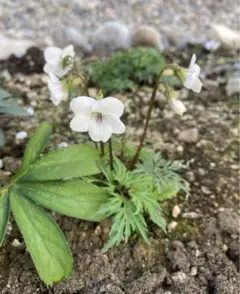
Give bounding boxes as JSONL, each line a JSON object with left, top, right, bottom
{"left": 44, "top": 46, "right": 202, "bottom": 142}
{"left": 44, "top": 46, "right": 125, "bottom": 142}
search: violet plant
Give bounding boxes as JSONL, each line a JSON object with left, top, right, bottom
{"left": 0, "top": 45, "right": 202, "bottom": 285}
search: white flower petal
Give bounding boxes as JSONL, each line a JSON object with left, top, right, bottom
{"left": 88, "top": 118, "right": 112, "bottom": 142}
{"left": 70, "top": 96, "right": 96, "bottom": 115}
{"left": 191, "top": 77, "right": 202, "bottom": 93}
{"left": 48, "top": 74, "right": 68, "bottom": 105}
{"left": 189, "top": 53, "right": 196, "bottom": 68}
{"left": 104, "top": 114, "right": 125, "bottom": 134}
{"left": 92, "top": 97, "right": 124, "bottom": 117}
{"left": 193, "top": 63, "right": 201, "bottom": 76}
{"left": 70, "top": 113, "right": 91, "bottom": 132}
{"left": 62, "top": 45, "right": 75, "bottom": 58}
{"left": 169, "top": 99, "right": 186, "bottom": 116}
{"left": 44, "top": 47, "right": 61, "bottom": 64}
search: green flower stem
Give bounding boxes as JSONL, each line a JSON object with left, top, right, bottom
{"left": 108, "top": 139, "right": 113, "bottom": 170}
{"left": 130, "top": 64, "right": 173, "bottom": 168}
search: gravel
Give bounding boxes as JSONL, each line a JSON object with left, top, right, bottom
{"left": 0, "top": 0, "right": 239, "bottom": 47}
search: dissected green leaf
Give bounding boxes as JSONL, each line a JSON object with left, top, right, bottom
{"left": 19, "top": 145, "right": 101, "bottom": 181}
{"left": 0, "top": 188, "right": 10, "bottom": 246}
{"left": 19, "top": 121, "right": 53, "bottom": 174}
{"left": 155, "top": 182, "right": 180, "bottom": 201}
{"left": 0, "top": 129, "right": 4, "bottom": 147}
{"left": 10, "top": 190, "right": 73, "bottom": 285}
{"left": 15, "top": 179, "right": 109, "bottom": 221}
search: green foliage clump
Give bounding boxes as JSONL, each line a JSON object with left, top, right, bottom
{"left": 98, "top": 153, "right": 188, "bottom": 250}
{"left": 84, "top": 48, "right": 174, "bottom": 95}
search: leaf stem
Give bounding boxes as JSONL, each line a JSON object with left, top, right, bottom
{"left": 130, "top": 64, "right": 173, "bottom": 168}
{"left": 108, "top": 139, "right": 113, "bottom": 170}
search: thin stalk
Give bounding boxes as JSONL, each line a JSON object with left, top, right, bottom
{"left": 100, "top": 142, "right": 105, "bottom": 157}
{"left": 130, "top": 65, "right": 172, "bottom": 168}
{"left": 108, "top": 138, "right": 113, "bottom": 170}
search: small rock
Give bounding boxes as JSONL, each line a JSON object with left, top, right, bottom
{"left": 12, "top": 239, "right": 25, "bottom": 251}
{"left": 0, "top": 33, "right": 35, "bottom": 59}
{"left": 91, "top": 22, "right": 131, "bottom": 56}
{"left": 15, "top": 131, "right": 28, "bottom": 140}
{"left": 218, "top": 209, "right": 240, "bottom": 235}
{"left": 190, "top": 267, "right": 198, "bottom": 276}
{"left": 25, "top": 106, "right": 34, "bottom": 116}
{"left": 185, "top": 171, "right": 195, "bottom": 182}
{"left": 178, "top": 128, "right": 199, "bottom": 143}
{"left": 226, "top": 71, "right": 240, "bottom": 96}
{"left": 54, "top": 26, "right": 92, "bottom": 54}
{"left": 57, "top": 142, "right": 68, "bottom": 148}
{"left": 182, "top": 212, "right": 203, "bottom": 219}
{"left": 211, "top": 24, "right": 240, "bottom": 50}
{"left": 0, "top": 159, "right": 3, "bottom": 169}
{"left": 201, "top": 186, "right": 212, "bottom": 195}
{"left": 198, "top": 168, "right": 206, "bottom": 176}
{"left": 172, "top": 205, "right": 181, "bottom": 218}
{"left": 133, "top": 26, "right": 164, "bottom": 50}
{"left": 168, "top": 221, "right": 178, "bottom": 232}
{"left": 172, "top": 271, "right": 187, "bottom": 283}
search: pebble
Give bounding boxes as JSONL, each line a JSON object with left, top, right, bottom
{"left": 0, "top": 159, "right": 3, "bottom": 169}
{"left": 91, "top": 21, "right": 131, "bottom": 56}
{"left": 201, "top": 186, "right": 212, "bottom": 195}
{"left": 178, "top": 128, "right": 199, "bottom": 143}
{"left": 25, "top": 106, "right": 34, "bottom": 116}
{"left": 15, "top": 131, "right": 28, "bottom": 140}
{"left": 190, "top": 267, "right": 198, "bottom": 276}
{"left": 168, "top": 221, "right": 178, "bottom": 232}
{"left": 182, "top": 212, "right": 203, "bottom": 219}
{"left": 0, "top": 33, "right": 35, "bottom": 59}
{"left": 198, "top": 168, "right": 206, "bottom": 176}
{"left": 57, "top": 142, "right": 68, "bottom": 148}
{"left": 172, "top": 271, "right": 187, "bottom": 283}
{"left": 185, "top": 171, "right": 195, "bottom": 182}
{"left": 12, "top": 239, "right": 25, "bottom": 251}
{"left": 172, "top": 205, "right": 181, "bottom": 218}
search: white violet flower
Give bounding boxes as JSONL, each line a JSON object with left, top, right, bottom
{"left": 169, "top": 99, "right": 186, "bottom": 116}
{"left": 183, "top": 54, "right": 202, "bottom": 93}
{"left": 70, "top": 96, "right": 125, "bottom": 142}
{"left": 44, "top": 45, "right": 75, "bottom": 77}
{"left": 48, "top": 73, "right": 68, "bottom": 105}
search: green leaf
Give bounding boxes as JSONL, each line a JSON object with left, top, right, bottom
{"left": 10, "top": 190, "right": 73, "bottom": 286}
{"left": 0, "top": 189, "right": 10, "bottom": 246}
{"left": 20, "top": 121, "right": 53, "bottom": 172}
{"left": 0, "top": 88, "right": 11, "bottom": 100}
{"left": 0, "top": 102, "right": 28, "bottom": 116}
{"left": 15, "top": 180, "right": 109, "bottom": 221}
{"left": 155, "top": 182, "right": 180, "bottom": 201}
{"left": 0, "top": 129, "right": 4, "bottom": 147}
{"left": 20, "top": 145, "right": 101, "bottom": 181}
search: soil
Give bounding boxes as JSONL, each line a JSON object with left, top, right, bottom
{"left": 0, "top": 47, "right": 239, "bottom": 294}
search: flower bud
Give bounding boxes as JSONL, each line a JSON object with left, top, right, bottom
{"left": 169, "top": 99, "right": 186, "bottom": 116}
